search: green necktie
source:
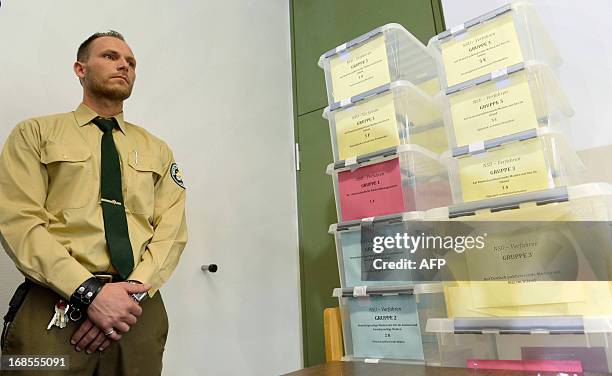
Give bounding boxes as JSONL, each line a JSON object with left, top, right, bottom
{"left": 92, "top": 117, "right": 134, "bottom": 279}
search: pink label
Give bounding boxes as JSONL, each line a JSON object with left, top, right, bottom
{"left": 467, "top": 359, "right": 583, "bottom": 372}
{"left": 338, "top": 158, "right": 408, "bottom": 221}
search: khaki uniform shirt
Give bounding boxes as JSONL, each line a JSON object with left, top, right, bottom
{"left": 0, "top": 103, "right": 188, "bottom": 298}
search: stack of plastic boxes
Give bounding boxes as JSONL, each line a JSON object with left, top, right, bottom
{"left": 317, "top": 2, "right": 612, "bottom": 372}
{"left": 428, "top": 1, "right": 581, "bottom": 204}
{"left": 423, "top": 2, "right": 612, "bottom": 372}
{"left": 318, "top": 24, "right": 452, "bottom": 364}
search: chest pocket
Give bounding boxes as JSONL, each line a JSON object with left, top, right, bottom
{"left": 41, "top": 144, "right": 93, "bottom": 212}
{"left": 126, "top": 152, "right": 164, "bottom": 216}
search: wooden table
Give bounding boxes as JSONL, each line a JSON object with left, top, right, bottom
{"left": 284, "top": 361, "right": 612, "bottom": 376}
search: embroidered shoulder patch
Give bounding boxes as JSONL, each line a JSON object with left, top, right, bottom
{"left": 170, "top": 163, "right": 185, "bottom": 189}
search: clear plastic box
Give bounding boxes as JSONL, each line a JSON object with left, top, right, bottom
{"left": 327, "top": 144, "right": 451, "bottom": 222}
{"left": 443, "top": 127, "right": 584, "bottom": 204}
{"left": 439, "top": 61, "right": 573, "bottom": 148}
{"left": 333, "top": 284, "right": 447, "bottom": 364}
{"left": 425, "top": 183, "right": 612, "bottom": 318}
{"left": 426, "top": 316, "right": 612, "bottom": 372}
{"left": 428, "top": 1, "right": 560, "bottom": 89}
{"left": 323, "top": 81, "right": 447, "bottom": 162}
{"left": 318, "top": 24, "right": 439, "bottom": 106}
{"left": 329, "top": 211, "right": 427, "bottom": 289}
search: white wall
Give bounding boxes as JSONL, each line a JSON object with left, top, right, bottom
{"left": 0, "top": 1, "right": 301, "bottom": 375}
{"left": 440, "top": 0, "right": 612, "bottom": 151}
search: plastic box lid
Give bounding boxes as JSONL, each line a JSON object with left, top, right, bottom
{"left": 428, "top": 182, "right": 612, "bottom": 220}
{"left": 327, "top": 144, "right": 440, "bottom": 175}
{"left": 444, "top": 61, "right": 570, "bottom": 103}
{"left": 323, "top": 80, "right": 439, "bottom": 116}
{"left": 333, "top": 283, "right": 445, "bottom": 298}
{"left": 329, "top": 210, "right": 426, "bottom": 235}
{"left": 318, "top": 23, "right": 429, "bottom": 68}
{"left": 444, "top": 127, "right": 571, "bottom": 158}
{"left": 427, "top": 316, "right": 612, "bottom": 335}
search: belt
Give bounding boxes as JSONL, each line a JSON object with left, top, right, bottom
{"left": 92, "top": 273, "right": 124, "bottom": 283}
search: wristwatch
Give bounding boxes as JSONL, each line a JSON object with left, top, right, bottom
{"left": 127, "top": 280, "right": 148, "bottom": 303}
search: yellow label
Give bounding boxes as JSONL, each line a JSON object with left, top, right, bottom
{"left": 444, "top": 282, "right": 573, "bottom": 317}
{"left": 470, "top": 281, "right": 582, "bottom": 309}
{"left": 450, "top": 71, "right": 538, "bottom": 146}
{"left": 566, "top": 282, "right": 612, "bottom": 315}
{"left": 464, "top": 228, "right": 583, "bottom": 307}
{"left": 445, "top": 282, "right": 612, "bottom": 317}
{"left": 458, "top": 138, "right": 552, "bottom": 202}
{"left": 330, "top": 34, "right": 391, "bottom": 103}
{"left": 441, "top": 12, "right": 524, "bottom": 87}
{"left": 334, "top": 92, "right": 399, "bottom": 160}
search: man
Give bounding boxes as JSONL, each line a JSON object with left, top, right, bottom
{"left": 0, "top": 30, "right": 187, "bottom": 375}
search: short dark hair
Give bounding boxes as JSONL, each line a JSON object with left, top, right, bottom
{"left": 77, "top": 30, "right": 125, "bottom": 62}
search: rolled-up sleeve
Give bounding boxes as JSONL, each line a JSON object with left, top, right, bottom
{"left": 0, "top": 121, "right": 92, "bottom": 299}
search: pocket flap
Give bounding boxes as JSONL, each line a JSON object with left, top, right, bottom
{"left": 128, "top": 152, "right": 164, "bottom": 175}
{"left": 41, "top": 144, "right": 91, "bottom": 164}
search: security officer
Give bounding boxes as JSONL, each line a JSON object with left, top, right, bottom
{"left": 0, "top": 30, "right": 187, "bottom": 375}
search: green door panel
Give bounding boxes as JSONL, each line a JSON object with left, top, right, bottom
{"left": 292, "top": 0, "right": 441, "bottom": 117}
{"left": 296, "top": 108, "right": 339, "bottom": 366}
{"left": 292, "top": 0, "right": 446, "bottom": 367}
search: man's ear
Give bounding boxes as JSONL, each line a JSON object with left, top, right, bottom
{"left": 73, "top": 60, "right": 86, "bottom": 80}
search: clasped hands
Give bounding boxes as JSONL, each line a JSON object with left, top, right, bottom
{"left": 70, "top": 282, "right": 150, "bottom": 354}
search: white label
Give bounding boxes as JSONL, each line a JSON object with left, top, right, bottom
{"left": 345, "top": 156, "right": 358, "bottom": 167}
{"left": 450, "top": 24, "right": 466, "bottom": 35}
{"left": 491, "top": 67, "right": 509, "bottom": 79}
{"left": 353, "top": 286, "right": 368, "bottom": 297}
{"left": 468, "top": 141, "right": 486, "bottom": 154}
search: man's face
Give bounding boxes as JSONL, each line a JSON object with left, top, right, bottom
{"left": 76, "top": 36, "right": 137, "bottom": 101}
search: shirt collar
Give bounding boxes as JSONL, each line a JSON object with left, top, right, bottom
{"left": 74, "top": 103, "right": 127, "bottom": 134}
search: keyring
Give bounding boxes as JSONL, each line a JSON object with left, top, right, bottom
{"left": 69, "top": 308, "right": 83, "bottom": 322}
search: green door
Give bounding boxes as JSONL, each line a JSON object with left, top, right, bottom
{"left": 291, "top": 0, "right": 446, "bottom": 366}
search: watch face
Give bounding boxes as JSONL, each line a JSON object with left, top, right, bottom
{"left": 132, "top": 292, "right": 148, "bottom": 302}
